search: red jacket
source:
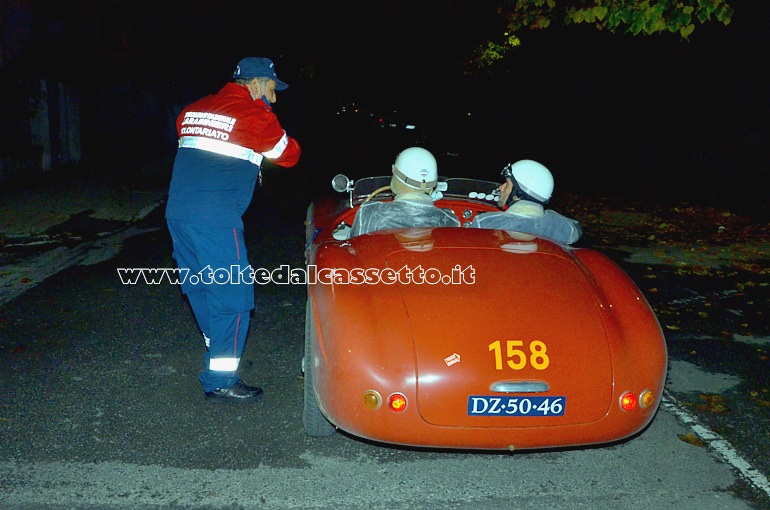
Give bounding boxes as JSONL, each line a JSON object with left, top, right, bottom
{"left": 176, "top": 82, "right": 301, "bottom": 168}
{"left": 166, "top": 83, "right": 301, "bottom": 228}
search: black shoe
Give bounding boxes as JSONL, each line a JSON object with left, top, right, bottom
{"left": 204, "top": 379, "right": 264, "bottom": 403}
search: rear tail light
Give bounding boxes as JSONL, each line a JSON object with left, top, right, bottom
{"left": 620, "top": 391, "right": 638, "bottom": 411}
{"left": 639, "top": 389, "right": 655, "bottom": 409}
{"left": 387, "top": 393, "right": 408, "bottom": 412}
{"left": 362, "top": 390, "right": 382, "bottom": 410}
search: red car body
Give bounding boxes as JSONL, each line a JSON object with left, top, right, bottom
{"left": 303, "top": 176, "right": 667, "bottom": 450}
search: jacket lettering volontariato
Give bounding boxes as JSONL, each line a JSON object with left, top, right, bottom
{"left": 166, "top": 83, "right": 301, "bottom": 228}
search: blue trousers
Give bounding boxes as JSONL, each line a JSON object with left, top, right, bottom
{"left": 167, "top": 220, "right": 255, "bottom": 391}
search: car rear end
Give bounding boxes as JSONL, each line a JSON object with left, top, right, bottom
{"left": 309, "top": 228, "right": 666, "bottom": 450}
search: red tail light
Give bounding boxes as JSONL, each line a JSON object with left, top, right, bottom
{"left": 620, "top": 392, "right": 638, "bottom": 411}
{"left": 387, "top": 393, "right": 407, "bottom": 412}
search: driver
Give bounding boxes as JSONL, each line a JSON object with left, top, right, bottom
{"left": 471, "top": 160, "right": 582, "bottom": 245}
{"left": 350, "top": 147, "right": 460, "bottom": 237}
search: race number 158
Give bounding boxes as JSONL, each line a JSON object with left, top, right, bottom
{"left": 489, "top": 340, "right": 550, "bottom": 370}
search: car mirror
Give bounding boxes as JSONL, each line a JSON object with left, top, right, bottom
{"left": 332, "top": 174, "right": 353, "bottom": 193}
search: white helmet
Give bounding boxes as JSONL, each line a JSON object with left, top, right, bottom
{"left": 392, "top": 147, "right": 438, "bottom": 192}
{"left": 503, "top": 160, "right": 554, "bottom": 204}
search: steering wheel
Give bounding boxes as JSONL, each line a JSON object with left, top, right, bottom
{"left": 361, "top": 185, "right": 391, "bottom": 204}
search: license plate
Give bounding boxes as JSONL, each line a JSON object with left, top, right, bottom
{"left": 468, "top": 396, "right": 566, "bottom": 416}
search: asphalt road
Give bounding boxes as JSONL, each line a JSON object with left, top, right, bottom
{"left": 1, "top": 176, "right": 769, "bottom": 509}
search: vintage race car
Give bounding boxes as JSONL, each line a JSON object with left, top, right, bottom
{"left": 302, "top": 175, "right": 667, "bottom": 450}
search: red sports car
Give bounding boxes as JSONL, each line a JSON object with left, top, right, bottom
{"left": 302, "top": 175, "right": 667, "bottom": 450}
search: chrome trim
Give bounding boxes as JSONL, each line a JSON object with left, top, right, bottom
{"left": 489, "top": 380, "right": 550, "bottom": 393}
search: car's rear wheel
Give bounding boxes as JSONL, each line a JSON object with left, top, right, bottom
{"left": 303, "top": 298, "right": 336, "bottom": 437}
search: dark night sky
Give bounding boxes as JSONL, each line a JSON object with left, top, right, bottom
{"left": 5, "top": 1, "right": 768, "bottom": 204}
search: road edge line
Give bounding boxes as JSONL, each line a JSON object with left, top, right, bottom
{"left": 662, "top": 390, "right": 770, "bottom": 499}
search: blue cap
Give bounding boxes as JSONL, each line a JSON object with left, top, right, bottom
{"left": 232, "top": 57, "right": 288, "bottom": 90}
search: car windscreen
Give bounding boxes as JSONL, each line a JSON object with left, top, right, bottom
{"left": 352, "top": 177, "right": 393, "bottom": 202}
{"left": 442, "top": 178, "right": 501, "bottom": 203}
{"left": 351, "top": 177, "right": 501, "bottom": 205}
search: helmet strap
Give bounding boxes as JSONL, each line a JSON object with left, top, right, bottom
{"left": 392, "top": 165, "right": 437, "bottom": 192}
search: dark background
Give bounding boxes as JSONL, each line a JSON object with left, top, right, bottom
{"left": 1, "top": 1, "right": 768, "bottom": 215}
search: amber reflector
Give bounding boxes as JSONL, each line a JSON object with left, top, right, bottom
{"left": 639, "top": 389, "right": 655, "bottom": 409}
{"left": 362, "top": 390, "right": 382, "bottom": 410}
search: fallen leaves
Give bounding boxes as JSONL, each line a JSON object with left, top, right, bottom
{"left": 749, "top": 390, "right": 770, "bottom": 408}
{"left": 693, "top": 394, "right": 730, "bottom": 414}
{"left": 678, "top": 433, "right": 706, "bottom": 447}
{"left": 562, "top": 193, "right": 770, "bottom": 279}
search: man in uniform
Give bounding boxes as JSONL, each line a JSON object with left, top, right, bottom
{"left": 166, "top": 57, "right": 301, "bottom": 402}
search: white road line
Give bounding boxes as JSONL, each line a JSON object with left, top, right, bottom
{"left": 663, "top": 390, "right": 770, "bottom": 498}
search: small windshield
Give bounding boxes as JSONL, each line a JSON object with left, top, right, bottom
{"left": 442, "top": 178, "right": 501, "bottom": 203}
{"left": 350, "top": 177, "right": 501, "bottom": 206}
{"left": 351, "top": 177, "right": 393, "bottom": 202}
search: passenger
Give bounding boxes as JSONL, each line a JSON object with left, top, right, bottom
{"left": 471, "top": 160, "right": 582, "bottom": 245}
{"left": 350, "top": 147, "right": 460, "bottom": 237}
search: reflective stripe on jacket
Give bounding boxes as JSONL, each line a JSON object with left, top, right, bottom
{"left": 166, "top": 82, "right": 301, "bottom": 228}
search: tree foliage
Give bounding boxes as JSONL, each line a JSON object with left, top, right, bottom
{"left": 472, "top": 0, "right": 734, "bottom": 67}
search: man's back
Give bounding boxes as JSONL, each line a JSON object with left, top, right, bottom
{"left": 471, "top": 208, "right": 582, "bottom": 245}
{"left": 351, "top": 198, "right": 460, "bottom": 237}
{"left": 166, "top": 82, "right": 300, "bottom": 229}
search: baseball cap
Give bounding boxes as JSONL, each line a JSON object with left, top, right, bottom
{"left": 232, "top": 57, "right": 288, "bottom": 90}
